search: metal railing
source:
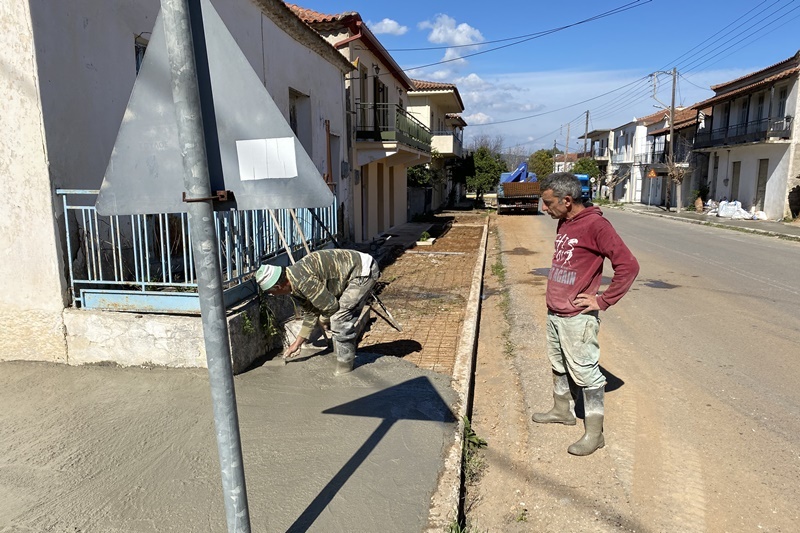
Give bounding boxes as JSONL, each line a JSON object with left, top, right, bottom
{"left": 58, "top": 189, "right": 336, "bottom": 310}
{"left": 694, "top": 115, "right": 793, "bottom": 148}
{"left": 355, "top": 102, "right": 432, "bottom": 152}
{"left": 592, "top": 146, "right": 610, "bottom": 158}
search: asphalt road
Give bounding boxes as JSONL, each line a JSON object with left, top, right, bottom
{"left": 468, "top": 209, "right": 800, "bottom": 532}
{"left": 598, "top": 209, "right": 800, "bottom": 532}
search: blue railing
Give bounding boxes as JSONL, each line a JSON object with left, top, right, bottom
{"left": 58, "top": 189, "right": 337, "bottom": 312}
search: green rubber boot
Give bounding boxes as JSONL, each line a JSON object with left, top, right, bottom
{"left": 532, "top": 372, "right": 576, "bottom": 425}
{"left": 568, "top": 386, "right": 605, "bottom": 456}
{"left": 333, "top": 340, "right": 355, "bottom": 376}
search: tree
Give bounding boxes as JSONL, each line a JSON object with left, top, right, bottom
{"left": 528, "top": 149, "right": 554, "bottom": 180}
{"left": 407, "top": 149, "right": 443, "bottom": 188}
{"left": 572, "top": 158, "right": 600, "bottom": 178}
{"left": 468, "top": 146, "right": 506, "bottom": 201}
{"left": 664, "top": 138, "right": 695, "bottom": 213}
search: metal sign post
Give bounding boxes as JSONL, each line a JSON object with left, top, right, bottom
{"left": 161, "top": 0, "right": 250, "bottom": 531}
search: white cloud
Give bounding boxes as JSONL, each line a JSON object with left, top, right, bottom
{"left": 418, "top": 14, "right": 483, "bottom": 46}
{"left": 368, "top": 18, "right": 408, "bottom": 36}
{"left": 463, "top": 112, "right": 492, "bottom": 125}
{"left": 418, "top": 14, "right": 484, "bottom": 67}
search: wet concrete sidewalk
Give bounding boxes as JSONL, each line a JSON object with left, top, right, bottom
{"left": 0, "top": 209, "right": 490, "bottom": 533}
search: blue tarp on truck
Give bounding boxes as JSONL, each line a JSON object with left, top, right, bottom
{"left": 497, "top": 162, "right": 540, "bottom": 214}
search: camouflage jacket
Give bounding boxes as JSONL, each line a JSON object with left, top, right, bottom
{"left": 286, "top": 249, "right": 371, "bottom": 338}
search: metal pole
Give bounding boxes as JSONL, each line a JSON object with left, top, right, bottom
{"left": 160, "top": 1, "right": 251, "bottom": 531}
{"left": 668, "top": 67, "right": 677, "bottom": 211}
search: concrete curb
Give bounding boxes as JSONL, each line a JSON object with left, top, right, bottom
{"left": 621, "top": 207, "right": 800, "bottom": 242}
{"left": 425, "top": 217, "right": 489, "bottom": 531}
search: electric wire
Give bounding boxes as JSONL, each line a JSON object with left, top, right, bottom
{"left": 387, "top": 0, "right": 648, "bottom": 52}
{"left": 403, "top": 1, "right": 651, "bottom": 71}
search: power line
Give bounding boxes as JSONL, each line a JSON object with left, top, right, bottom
{"left": 404, "top": 1, "right": 652, "bottom": 71}
{"left": 388, "top": 0, "right": 649, "bottom": 52}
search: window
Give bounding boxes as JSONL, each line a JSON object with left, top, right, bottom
{"left": 739, "top": 100, "right": 748, "bottom": 124}
{"left": 289, "top": 88, "right": 312, "bottom": 154}
{"left": 756, "top": 94, "right": 765, "bottom": 121}
{"left": 777, "top": 87, "right": 788, "bottom": 117}
{"left": 135, "top": 35, "right": 148, "bottom": 74}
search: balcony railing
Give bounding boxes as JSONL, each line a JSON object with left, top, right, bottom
{"left": 611, "top": 150, "right": 632, "bottom": 164}
{"left": 592, "top": 146, "right": 610, "bottom": 159}
{"left": 694, "top": 116, "right": 793, "bottom": 149}
{"left": 355, "top": 102, "right": 432, "bottom": 152}
{"left": 58, "top": 189, "right": 336, "bottom": 313}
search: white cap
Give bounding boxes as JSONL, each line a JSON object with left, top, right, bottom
{"left": 255, "top": 264, "right": 282, "bottom": 291}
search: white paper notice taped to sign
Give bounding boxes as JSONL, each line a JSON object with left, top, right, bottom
{"left": 236, "top": 137, "right": 297, "bottom": 180}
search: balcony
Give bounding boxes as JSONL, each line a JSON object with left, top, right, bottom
{"left": 431, "top": 129, "right": 463, "bottom": 157}
{"left": 611, "top": 150, "right": 632, "bottom": 164}
{"left": 694, "top": 116, "right": 793, "bottom": 149}
{"left": 592, "top": 146, "right": 610, "bottom": 160}
{"left": 355, "top": 102, "right": 432, "bottom": 153}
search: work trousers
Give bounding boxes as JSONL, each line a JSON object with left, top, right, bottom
{"left": 330, "top": 260, "right": 380, "bottom": 361}
{"left": 546, "top": 311, "right": 606, "bottom": 389}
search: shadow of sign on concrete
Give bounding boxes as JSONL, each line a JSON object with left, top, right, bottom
{"left": 286, "top": 376, "right": 455, "bottom": 532}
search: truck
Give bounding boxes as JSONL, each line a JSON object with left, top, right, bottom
{"left": 574, "top": 174, "right": 592, "bottom": 202}
{"left": 496, "top": 162, "right": 540, "bottom": 214}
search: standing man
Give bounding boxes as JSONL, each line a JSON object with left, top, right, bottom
{"left": 255, "top": 249, "right": 380, "bottom": 376}
{"left": 533, "top": 172, "right": 639, "bottom": 456}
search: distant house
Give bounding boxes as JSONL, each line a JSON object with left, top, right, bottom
{"left": 0, "top": 0, "right": 353, "bottom": 367}
{"left": 581, "top": 129, "right": 613, "bottom": 183}
{"left": 407, "top": 79, "right": 468, "bottom": 216}
{"left": 606, "top": 110, "right": 667, "bottom": 203}
{"left": 691, "top": 50, "right": 800, "bottom": 219}
{"left": 288, "top": 4, "right": 433, "bottom": 241}
{"left": 645, "top": 106, "right": 708, "bottom": 207}
{"left": 554, "top": 152, "right": 579, "bottom": 173}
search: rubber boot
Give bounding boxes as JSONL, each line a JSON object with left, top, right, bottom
{"left": 333, "top": 340, "right": 355, "bottom": 376}
{"left": 568, "top": 386, "right": 605, "bottom": 456}
{"left": 532, "top": 372, "right": 576, "bottom": 425}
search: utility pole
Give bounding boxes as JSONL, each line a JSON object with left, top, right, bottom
{"left": 668, "top": 66, "right": 677, "bottom": 212}
{"left": 553, "top": 139, "right": 557, "bottom": 173}
{"left": 564, "top": 122, "right": 570, "bottom": 172}
{"left": 583, "top": 110, "right": 589, "bottom": 156}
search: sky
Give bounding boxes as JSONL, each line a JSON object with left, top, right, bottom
{"left": 291, "top": 0, "right": 800, "bottom": 154}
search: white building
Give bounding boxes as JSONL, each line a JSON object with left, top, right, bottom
{"left": 288, "top": 4, "right": 432, "bottom": 242}
{"left": 0, "top": 0, "right": 353, "bottom": 365}
{"left": 691, "top": 50, "right": 800, "bottom": 220}
{"left": 407, "top": 79, "right": 468, "bottom": 215}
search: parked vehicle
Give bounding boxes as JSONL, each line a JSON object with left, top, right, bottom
{"left": 497, "top": 162, "right": 540, "bottom": 214}
{"left": 574, "top": 174, "right": 592, "bottom": 202}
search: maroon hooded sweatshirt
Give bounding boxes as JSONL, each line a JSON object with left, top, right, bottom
{"left": 546, "top": 205, "right": 639, "bottom": 317}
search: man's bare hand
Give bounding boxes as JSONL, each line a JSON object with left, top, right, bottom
{"left": 283, "top": 336, "right": 306, "bottom": 359}
{"left": 573, "top": 292, "right": 600, "bottom": 313}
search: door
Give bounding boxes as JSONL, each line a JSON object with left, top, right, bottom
{"left": 755, "top": 159, "right": 769, "bottom": 211}
{"left": 730, "top": 161, "right": 741, "bottom": 202}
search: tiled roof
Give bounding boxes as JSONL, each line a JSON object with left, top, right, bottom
{"left": 411, "top": 79, "right": 457, "bottom": 91}
{"left": 409, "top": 78, "right": 465, "bottom": 111}
{"left": 648, "top": 107, "right": 707, "bottom": 136}
{"left": 445, "top": 113, "right": 467, "bottom": 126}
{"left": 692, "top": 67, "right": 800, "bottom": 110}
{"left": 637, "top": 108, "right": 670, "bottom": 126}
{"left": 710, "top": 50, "right": 800, "bottom": 91}
{"left": 284, "top": 3, "right": 357, "bottom": 24}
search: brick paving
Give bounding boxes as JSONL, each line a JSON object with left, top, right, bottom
{"left": 360, "top": 212, "right": 487, "bottom": 375}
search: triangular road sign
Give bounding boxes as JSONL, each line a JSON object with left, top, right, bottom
{"left": 96, "top": 0, "right": 333, "bottom": 215}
